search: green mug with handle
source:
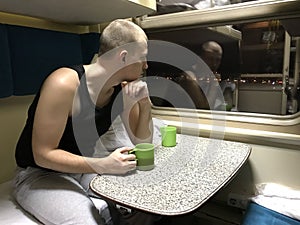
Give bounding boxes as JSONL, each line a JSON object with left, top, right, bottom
{"left": 130, "top": 143, "right": 155, "bottom": 171}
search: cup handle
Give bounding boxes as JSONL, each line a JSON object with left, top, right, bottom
{"left": 129, "top": 149, "right": 136, "bottom": 154}
{"left": 128, "top": 149, "right": 138, "bottom": 162}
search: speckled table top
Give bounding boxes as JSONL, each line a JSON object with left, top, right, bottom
{"left": 90, "top": 134, "right": 251, "bottom": 215}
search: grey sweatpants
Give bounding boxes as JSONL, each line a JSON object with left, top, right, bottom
{"left": 13, "top": 167, "right": 112, "bottom": 225}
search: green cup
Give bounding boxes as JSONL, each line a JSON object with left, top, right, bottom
{"left": 160, "top": 126, "right": 177, "bottom": 147}
{"left": 130, "top": 143, "right": 155, "bottom": 171}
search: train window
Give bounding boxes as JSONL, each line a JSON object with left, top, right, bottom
{"left": 140, "top": 0, "right": 300, "bottom": 116}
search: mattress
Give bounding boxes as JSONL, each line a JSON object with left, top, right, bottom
{"left": 242, "top": 183, "right": 300, "bottom": 225}
{"left": 0, "top": 181, "right": 40, "bottom": 224}
{"left": 242, "top": 203, "right": 300, "bottom": 225}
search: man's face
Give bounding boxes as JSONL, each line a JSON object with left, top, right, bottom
{"left": 123, "top": 41, "right": 148, "bottom": 82}
{"left": 201, "top": 51, "right": 222, "bottom": 74}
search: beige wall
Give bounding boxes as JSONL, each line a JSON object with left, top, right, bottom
{"left": 214, "top": 144, "right": 300, "bottom": 202}
{"left": 153, "top": 112, "right": 300, "bottom": 204}
{"left": 0, "top": 95, "right": 34, "bottom": 183}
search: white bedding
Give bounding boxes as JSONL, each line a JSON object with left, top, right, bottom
{"left": 0, "top": 181, "right": 41, "bottom": 224}
{"left": 252, "top": 183, "right": 300, "bottom": 221}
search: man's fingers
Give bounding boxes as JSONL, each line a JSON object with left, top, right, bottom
{"left": 118, "top": 146, "right": 132, "bottom": 154}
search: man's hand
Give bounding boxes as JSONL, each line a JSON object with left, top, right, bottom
{"left": 88, "top": 147, "right": 136, "bottom": 175}
{"left": 121, "top": 79, "right": 153, "bottom": 144}
{"left": 121, "top": 80, "right": 152, "bottom": 111}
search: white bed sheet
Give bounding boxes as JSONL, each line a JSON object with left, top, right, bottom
{"left": 252, "top": 183, "right": 300, "bottom": 221}
{"left": 0, "top": 181, "right": 41, "bottom": 225}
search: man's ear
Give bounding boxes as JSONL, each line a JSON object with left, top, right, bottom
{"left": 120, "top": 50, "right": 128, "bottom": 63}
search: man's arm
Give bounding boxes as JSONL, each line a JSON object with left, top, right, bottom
{"left": 32, "top": 68, "right": 135, "bottom": 174}
{"left": 121, "top": 80, "right": 153, "bottom": 144}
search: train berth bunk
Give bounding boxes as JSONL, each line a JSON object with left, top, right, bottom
{"left": 0, "top": 180, "right": 110, "bottom": 225}
{"left": 242, "top": 183, "right": 300, "bottom": 225}
{"left": 0, "top": 181, "right": 40, "bottom": 224}
{"left": 242, "top": 203, "right": 300, "bottom": 225}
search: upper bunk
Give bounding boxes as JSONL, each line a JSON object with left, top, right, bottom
{"left": 0, "top": 0, "right": 156, "bottom": 25}
{"left": 0, "top": 0, "right": 298, "bottom": 41}
{"left": 0, "top": 0, "right": 298, "bottom": 33}
{"left": 138, "top": 0, "right": 300, "bottom": 31}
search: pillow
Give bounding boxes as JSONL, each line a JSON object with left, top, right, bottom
{"left": 251, "top": 183, "right": 300, "bottom": 221}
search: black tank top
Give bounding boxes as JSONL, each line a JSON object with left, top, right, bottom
{"left": 15, "top": 65, "right": 123, "bottom": 168}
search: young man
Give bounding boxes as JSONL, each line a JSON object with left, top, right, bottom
{"left": 14, "top": 19, "right": 154, "bottom": 225}
{"left": 200, "top": 41, "right": 235, "bottom": 110}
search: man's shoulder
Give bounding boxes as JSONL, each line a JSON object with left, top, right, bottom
{"left": 42, "top": 67, "right": 80, "bottom": 94}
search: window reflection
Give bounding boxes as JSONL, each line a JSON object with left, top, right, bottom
{"left": 146, "top": 19, "right": 300, "bottom": 115}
